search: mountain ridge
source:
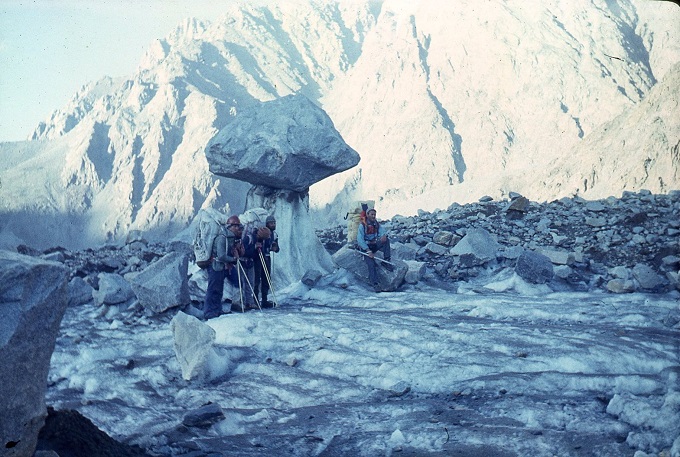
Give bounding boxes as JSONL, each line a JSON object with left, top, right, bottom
{"left": 1, "top": 0, "right": 679, "bottom": 250}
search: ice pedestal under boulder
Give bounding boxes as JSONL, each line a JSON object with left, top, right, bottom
{"left": 244, "top": 186, "right": 336, "bottom": 288}
{"left": 0, "top": 250, "right": 68, "bottom": 457}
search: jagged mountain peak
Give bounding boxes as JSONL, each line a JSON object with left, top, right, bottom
{"left": 2, "top": 0, "right": 679, "bottom": 250}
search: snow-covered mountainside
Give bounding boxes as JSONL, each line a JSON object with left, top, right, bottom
{"left": 1, "top": 0, "right": 679, "bottom": 250}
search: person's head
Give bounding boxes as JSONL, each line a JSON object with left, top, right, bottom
{"left": 266, "top": 215, "right": 276, "bottom": 231}
{"left": 226, "top": 215, "right": 243, "bottom": 236}
{"left": 366, "top": 208, "right": 377, "bottom": 221}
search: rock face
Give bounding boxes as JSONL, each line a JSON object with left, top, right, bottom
{"left": 128, "top": 251, "right": 191, "bottom": 314}
{"left": 0, "top": 251, "right": 68, "bottom": 457}
{"left": 206, "top": 94, "right": 361, "bottom": 192}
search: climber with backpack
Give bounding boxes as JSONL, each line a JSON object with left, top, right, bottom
{"left": 254, "top": 215, "right": 280, "bottom": 308}
{"left": 202, "top": 214, "right": 244, "bottom": 319}
{"left": 357, "top": 207, "right": 393, "bottom": 292}
{"left": 239, "top": 216, "right": 264, "bottom": 310}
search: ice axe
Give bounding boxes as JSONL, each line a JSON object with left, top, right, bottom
{"left": 354, "top": 248, "right": 396, "bottom": 266}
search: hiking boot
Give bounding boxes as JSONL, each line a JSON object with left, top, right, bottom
{"left": 261, "top": 301, "right": 275, "bottom": 308}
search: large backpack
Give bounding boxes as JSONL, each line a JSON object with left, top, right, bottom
{"left": 192, "top": 208, "right": 228, "bottom": 269}
{"left": 345, "top": 200, "right": 374, "bottom": 245}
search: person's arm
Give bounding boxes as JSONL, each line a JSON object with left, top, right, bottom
{"left": 271, "top": 231, "right": 280, "bottom": 253}
{"left": 357, "top": 224, "right": 369, "bottom": 250}
{"left": 242, "top": 232, "right": 256, "bottom": 258}
{"left": 215, "top": 234, "right": 237, "bottom": 263}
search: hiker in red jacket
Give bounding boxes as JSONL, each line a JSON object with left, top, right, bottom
{"left": 357, "top": 208, "right": 393, "bottom": 292}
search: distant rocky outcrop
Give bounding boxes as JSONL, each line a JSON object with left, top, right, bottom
{"left": 0, "top": 251, "right": 68, "bottom": 457}
{"left": 319, "top": 190, "right": 680, "bottom": 294}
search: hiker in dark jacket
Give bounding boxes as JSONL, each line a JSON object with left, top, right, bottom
{"left": 254, "top": 215, "right": 279, "bottom": 307}
{"left": 357, "top": 208, "right": 393, "bottom": 292}
{"left": 240, "top": 225, "right": 261, "bottom": 309}
{"left": 203, "top": 215, "right": 243, "bottom": 319}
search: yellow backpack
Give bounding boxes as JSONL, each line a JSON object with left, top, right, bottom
{"left": 345, "top": 200, "right": 374, "bottom": 245}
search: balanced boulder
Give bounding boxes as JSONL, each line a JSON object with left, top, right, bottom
{"left": 206, "top": 94, "right": 360, "bottom": 192}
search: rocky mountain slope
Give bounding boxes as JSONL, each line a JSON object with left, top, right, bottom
{"left": 1, "top": 0, "right": 679, "bottom": 251}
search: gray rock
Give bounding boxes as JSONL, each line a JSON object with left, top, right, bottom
{"left": 125, "top": 230, "right": 147, "bottom": 246}
{"left": 41, "top": 251, "right": 65, "bottom": 263}
{"left": 68, "top": 276, "right": 93, "bottom": 306}
{"left": 585, "top": 201, "right": 606, "bottom": 212}
{"left": 206, "top": 94, "right": 360, "bottom": 192}
{"left": 182, "top": 403, "right": 225, "bottom": 428}
{"left": 432, "top": 230, "right": 455, "bottom": 246}
{"left": 0, "top": 251, "right": 68, "bottom": 457}
{"left": 425, "top": 242, "right": 449, "bottom": 256}
{"left": 92, "top": 273, "right": 135, "bottom": 306}
{"left": 170, "top": 312, "right": 216, "bottom": 381}
{"left": 515, "top": 250, "right": 554, "bottom": 284}
{"left": 632, "top": 264, "right": 665, "bottom": 290}
{"left": 302, "top": 269, "right": 324, "bottom": 287}
{"left": 607, "top": 279, "right": 635, "bottom": 293}
{"left": 505, "top": 196, "right": 529, "bottom": 213}
{"left": 391, "top": 242, "right": 418, "bottom": 261}
{"left": 538, "top": 248, "right": 575, "bottom": 265}
{"left": 129, "top": 252, "right": 190, "bottom": 314}
{"left": 585, "top": 217, "right": 607, "bottom": 227}
{"left": 404, "top": 260, "right": 426, "bottom": 284}
{"left": 450, "top": 228, "right": 500, "bottom": 262}
{"left": 502, "top": 246, "right": 524, "bottom": 260}
{"left": 332, "top": 245, "right": 407, "bottom": 292}
{"left": 554, "top": 265, "right": 574, "bottom": 280}
{"left": 666, "top": 271, "right": 680, "bottom": 291}
{"left": 661, "top": 255, "right": 680, "bottom": 267}
{"left": 609, "top": 266, "right": 630, "bottom": 280}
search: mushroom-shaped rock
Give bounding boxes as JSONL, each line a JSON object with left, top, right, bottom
{"left": 206, "top": 94, "right": 360, "bottom": 192}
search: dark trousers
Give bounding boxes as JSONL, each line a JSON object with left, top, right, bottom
{"left": 254, "top": 253, "right": 272, "bottom": 304}
{"left": 203, "top": 265, "right": 225, "bottom": 319}
{"left": 203, "top": 264, "right": 238, "bottom": 318}
{"left": 364, "top": 239, "right": 391, "bottom": 284}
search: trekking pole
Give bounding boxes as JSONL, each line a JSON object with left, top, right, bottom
{"left": 354, "top": 249, "right": 396, "bottom": 266}
{"left": 259, "top": 250, "right": 279, "bottom": 308}
{"left": 238, "top": 260, "right": 262, "bottom": 311}
{"left": 235, "top": 261, "right": 244, "bottom": 312}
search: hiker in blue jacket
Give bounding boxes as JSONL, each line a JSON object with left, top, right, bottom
{"left": 203, "top": 215, "right": 243, "bottom": 319}
{"left": 357, "top": 208, "right": 393, "bottom": 292}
